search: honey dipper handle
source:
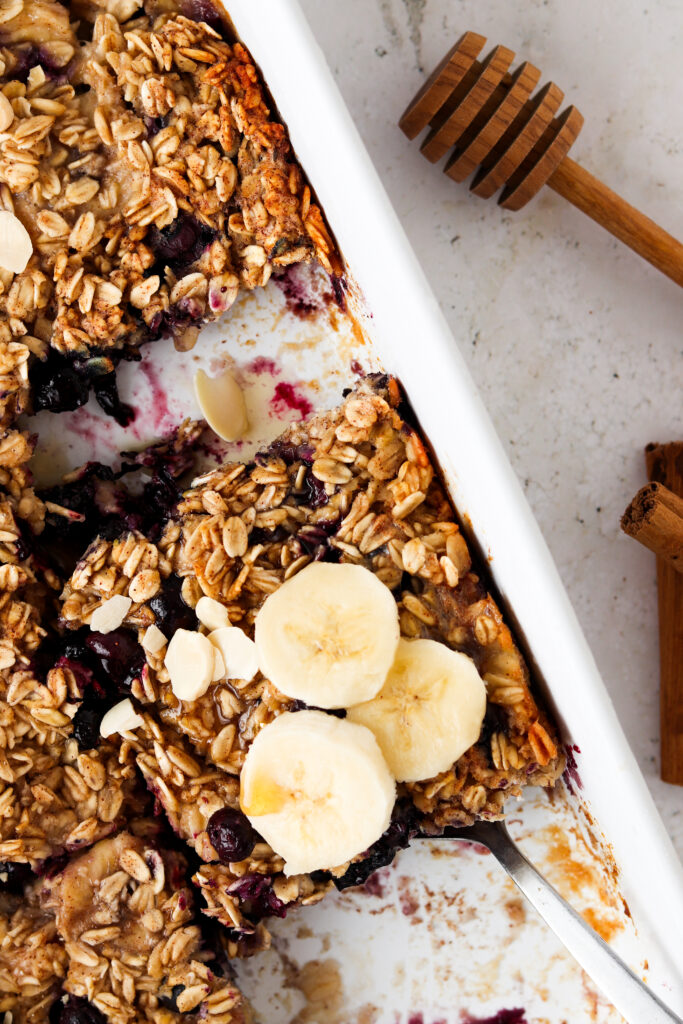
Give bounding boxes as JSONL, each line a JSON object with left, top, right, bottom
{"left": 547, "top": 157, "right": 683, "bottom": 287}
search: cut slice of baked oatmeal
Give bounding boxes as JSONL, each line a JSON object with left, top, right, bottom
{"left": 54, "top": 377, "right": 564, "bottom": 953}
{"left": 0, "top": 829, "right": 250, "bottom": 1023}
{"left": 41, "top": 830, "right": 251, "bottom": 1024}
{"left": 0, "top": 471, "right": 143, "bottom": 869}
{"left": 0, "top": 422, "right": 210, "bottom": 873}
{"left": 0, "top": 0, "right": 337, "bottom": 428}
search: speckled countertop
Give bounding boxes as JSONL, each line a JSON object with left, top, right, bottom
{"left": 298, "top": 0, "right": 683, "bottom": 859}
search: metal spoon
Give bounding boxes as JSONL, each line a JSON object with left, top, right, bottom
{"left": 429, "top": 820, "right": 682, "bottom": 1024}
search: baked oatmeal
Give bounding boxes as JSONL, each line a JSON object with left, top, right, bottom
{"left": 0, "top": 0, "right": 336, "bottom": 429}
{"left": 48, "top": 378, "right": 564, "bottom": 958}
{"left": 1, "top": 828, "right": 250, "bottom": 1023}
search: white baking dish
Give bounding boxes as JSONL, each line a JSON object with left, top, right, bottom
{"left": 30, "top": 1, "right": 683, "bottom": 1020}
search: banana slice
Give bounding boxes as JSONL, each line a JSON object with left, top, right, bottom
{"left": 254, "top": 562, "right": 400, "bottom": 708}
{"left": 347, "top": 638, "right": 487, "bottom": 782}
{"left": 240, "top": 710, "right": 395, "bottom": 875}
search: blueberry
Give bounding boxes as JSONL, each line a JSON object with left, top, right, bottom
{"left": 149, "top": 575, "right": 195, "bottom": 634}
{"left": 207, "top": 807, "right": 259, "bottom": 864}
{"left": 259, "top": 441, "right": 315, "bottom": 466}
{"left": 38, "top": 852, "right": 68, "bottom": 880}
{"left": 296, "top": 518, "right": 340, "bottom": 562}
{"left": 228, "top": 873, "right": 286, "bottom": 921}
{"left": 148, "top": 213, "right": 216, "bottom": 276}
{"left": 159, "top": 984, "right": 186, "bottom": 1012}
{"left": 182, "top": 0, "right": 225, "bottom": 31}
{"left": 297, "top": 468, "right": 329, "bottom": 509}
{"left": 58, "top": 996, "right": 107, "bottom": 1024}
{"left": 31, "top": 353, "right": 90, "bottom": 414}
{"left": 332, "top": 799, "right": 418, "bottom": 891}
{"left": 85, "top": 630, "right": 146, "bottom": 693}
{"left": 248, "top": 525, "right": 289, "bottom": 547}
{"left": 0, "top": 860, "right": 33, "bottom": 893}
{"left": 138, "top": 474, "right": 181, "bottom": 537}
{"left": 10, "top": 45, "right": 71, "bottom": 83}
{"left": 71, "top": 703, "right": 104, "bottom": 751}
{"left": 143, "top": 115, "right": 165, "bottom": 136}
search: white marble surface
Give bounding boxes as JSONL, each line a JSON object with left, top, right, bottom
{"left": 298, "top": 0, "right": 683, "bottom": 859}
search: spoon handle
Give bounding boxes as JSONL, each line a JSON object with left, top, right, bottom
{"left": 468, "top": 821, "right": 682, "bottom": 1024}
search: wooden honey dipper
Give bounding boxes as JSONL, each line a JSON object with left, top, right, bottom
{"left": 399, "top": 32, "right": 683, "bottom": 288}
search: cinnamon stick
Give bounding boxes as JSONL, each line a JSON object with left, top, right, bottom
{"left": 643, "top": 443, "right": 683, "bottom": 786}
{"left": 620, "top": 481, "right": 683, "bottom": 573}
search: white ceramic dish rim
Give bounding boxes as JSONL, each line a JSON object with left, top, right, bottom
{"left": 225, "top": 0, "right": 683, "bottom": 1009}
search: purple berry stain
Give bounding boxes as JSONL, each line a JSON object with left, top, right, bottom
{"left": 274, "top": 263, "right": 324, "bottom": 318}
{"left": 207, "top": 807, "right": 258, "bottom": 863}
{"left": 247, "top": 356, "right": 278, "bottom": 376}
{"left": 270, "top": 382, "right": 313, "bottom": 421}
{"left": 462, "top": 1011, "right": 528, "bottom": 1024}
{"left": 563, "top": 744, "right": 583, "bottom": 794}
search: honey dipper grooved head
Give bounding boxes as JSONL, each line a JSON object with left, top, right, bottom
{"left": 399, "top": 31, "right": 584, "bottom": 209}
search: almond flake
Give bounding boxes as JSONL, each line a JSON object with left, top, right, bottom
{"left": 0, "top": 210, "right": 33, "bottom": 274}
{"left": 0, "top": 93, "right": 14, "bottom": 133}
{"left": 208, "top": 627, "right": 259, "bottom": 683}
{"left": 195, "top": 595, "right": 230, "bottom": 631}
{"left": 100, "top": 698, "right": 144, "bottom": 738}
{"left": 165, "top": 628, "right": 215, "bottom": 701}
{"left": 211, "top": 647, "right": 225, "bottom": 681}
{"left": 142, "top": 623, "right": 167, "bottom": 654}
{"left": 194, "top": 367, "right": 248, "bottom": 442}
{"left": 90, "top": 594, "right": 132, "bottom": 633}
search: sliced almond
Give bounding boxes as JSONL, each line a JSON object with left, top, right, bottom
{"left": 195, "top": 595, "right": 230, "bottom": 631}
{"left": 212, "top": 647, "right": 226, "bottom": 682}
{"left": 0, "top": 210, "right": 33, "bottom": 274}
{"left": 194, "top": 367, "right": 249, "bottom": 442}
{"left": 90, "top": 594, "right": 132, "bottom": 634}
{"left": 208, "top": 626, "right": 259, "bottom": 683}
{"left": 165, "top": 628, "right": 215, "bottom": 702}
{"left": 141, "top": 623, "right": 167, "bottom": 655}
{"left": 100, "top": 698, "right": 144, "bottom": 738}
{"left": 0, "top": 93, "right": 14, "bottom": 133}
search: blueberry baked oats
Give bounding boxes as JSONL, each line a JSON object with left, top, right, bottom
{"left": 0, "top": 0, "right": 335, "bottom": 429}
{"left": 51, "top": 378, "right": 563, "bottom": 959}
